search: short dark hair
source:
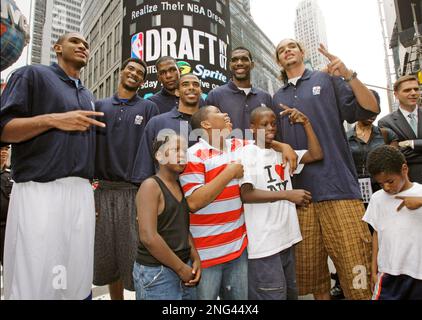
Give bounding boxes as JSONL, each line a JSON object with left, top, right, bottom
{"left": 250, "top": 106, "right": 275, "bottom": 124}
{"left": 232, "top": 46, "right": 253, "bottom": 61}
{"left": 55, "top": 33, "right": 72, "bottom": 45}
{"left": 121, "top": 58, "right": 148, "bottom": 78}
{"left": 394, "top": 75, "right": 419, "bottom": 92}
{"left": 191, "top": 106, "right": 214, "bottom": 130}
{"left": 367, "top": 145, "right": 406, "bottom": 176}
{"left": 155, "top": 56, "right": 177, "bottom": 69}
{"left": 55, "top": 32, "right": 86, "bottom": 46}
{"left": 176, "top": 73, "right": 200, "bottom": 88}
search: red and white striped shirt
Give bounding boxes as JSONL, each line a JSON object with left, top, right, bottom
{"left": 180, "top": 138, "right": 248, "bottom": 269}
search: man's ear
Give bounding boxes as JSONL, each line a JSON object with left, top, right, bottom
{"left": 54, "top": 44, "right": 62, "bottom": 56}
{"left": 175, "top": 89, "right": 180, "bottom": 98}
{"left": 402, "top": 163, "right": 409, "bottom": 177}
{"left": 251, "top": 61, "right": 255, "bottom": 71}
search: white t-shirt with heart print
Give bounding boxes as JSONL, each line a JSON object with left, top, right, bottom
{"left": 240, "top": 144, "right": 306, "bottom": 259}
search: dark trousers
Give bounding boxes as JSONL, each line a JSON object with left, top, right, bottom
{"left": 374, "top": 274, "right": 422, "bottom": 300}
{"left": 248, "top": 247, "right": 298, "bottom": 300}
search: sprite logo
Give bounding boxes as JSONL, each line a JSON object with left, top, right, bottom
{"left": 177, "top": 61, "right": 192, "bottom": 75}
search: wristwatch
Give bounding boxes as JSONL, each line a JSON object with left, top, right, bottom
{"left": 344, "top": 70, "right": 358, "bottom": 82}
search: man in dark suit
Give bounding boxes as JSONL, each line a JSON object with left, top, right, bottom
{"left": 378, "top": 75, "right": 422, "bottom": 183}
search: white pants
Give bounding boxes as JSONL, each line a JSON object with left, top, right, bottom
{"left": 4, "top": 177, "right": 95, "bottom": 300}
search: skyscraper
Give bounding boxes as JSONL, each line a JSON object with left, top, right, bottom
{"left": 31, "top": 0, "right": 82, "bottom": 65}
{"left": 233, "top": 0, "right": 252, "bottom": 16}
{"left": 294, "top": 0, "right": 328, "bottom": 70}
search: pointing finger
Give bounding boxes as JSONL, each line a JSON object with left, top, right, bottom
{"left": 280, "top": 109, "right": 293, "bottom": 118}
{"left": 81, "top": 116, "right": 107, "bottom": 128}
{"left": 279, "top": 103, "right": 293, "bottom": 111}
{"left": 318, "top": 44, "right": 336, "bottom": 61}
{"left": 78, "top": 111, "right": 105, "bottom": 117}
{"left": 397, "top": 201, "right": 405, "bottom": 212}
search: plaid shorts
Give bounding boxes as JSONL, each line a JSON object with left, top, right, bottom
{"left": 295, "top": 199, "right": 372, "bottom": 300}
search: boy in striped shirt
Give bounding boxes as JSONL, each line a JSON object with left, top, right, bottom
{"left": 179, "top": 106, "right": 247, "bottom": 300}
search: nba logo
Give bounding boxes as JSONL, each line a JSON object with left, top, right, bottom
{"left": 131, "top": 32, "right": 144, "bottom": 59}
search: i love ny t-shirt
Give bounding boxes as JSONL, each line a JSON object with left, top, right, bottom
{"left": 240, "top": 145, "right": 306, "bottom": 259}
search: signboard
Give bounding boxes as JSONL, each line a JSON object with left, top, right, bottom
{"left": 1, "top": 0, "right": 30, "bottom": 71}
{"left": 122, "top": 0, "right": 232, "bottom": 99}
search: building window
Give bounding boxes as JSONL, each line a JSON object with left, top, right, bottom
{"left": 99, "top": 43, "right": 105, "bottom": 77}
{"left": 88, "top": 59, "right": 93, "bottom": 88}
{"left": 216, "top": 2, "right": 222, "bottom": 14}
{"left": 210, "top": 22, "right": 218, "bottom": 35}
{"left": 114, "top": 23, "right": 121, "bottom": 61}
{"left": 183, "top": 15, "right": 193, "bottom": 27}
{"left": 106, "top": 76, "right": 111, "bottom": 96}
{"left": 113, "top": 68, "right": 120, "bottom": 93}
{"left": 130, "top": 22, "right": 137, "bottom": 35}
{"left": 106, "top": 34, "right": 112, "bottom": 70}
{"left": 152, "top": 14, "right": 161, "bottom": 27}
{"left": 99, "top": 83, "right": 104, "bottom": 99}
{"left": 94, "top": 51, "right": 99, "bottom": 84}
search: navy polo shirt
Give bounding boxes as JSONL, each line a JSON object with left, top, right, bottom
{"left": 131, "top": 107, "right": 194, "bottom": 184}
{"left": 206, "top": 80, "right": 273, "bottom": 133}
{"left": 95, "top": 94, "right": 159, "bottom": 182}
{"left": 0, "top": 63, "right": 97, "bottom": 183}
{"left": 273, "top": 69, "right": 379, "bottom": 202}
{"left": 148, "top": 87, "right": 206, "bottom": 114}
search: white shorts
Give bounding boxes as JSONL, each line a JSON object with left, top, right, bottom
{"left": 4, "top": 177, "right": 95, "bottom": 300}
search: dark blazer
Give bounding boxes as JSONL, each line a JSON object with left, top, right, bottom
{"left": 378, "top": 107, "right": 422, "bottom": 183}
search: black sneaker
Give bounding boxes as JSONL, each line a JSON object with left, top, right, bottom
{"left": 330, "top": 282, "right": 345, "bottom": 300}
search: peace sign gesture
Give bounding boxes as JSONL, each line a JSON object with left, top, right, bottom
{"left": 318, "top": 44, "right": 354, "bottom": 80}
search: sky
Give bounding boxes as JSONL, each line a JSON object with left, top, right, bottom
{"left": 250, "top": 0, "right": 391, "bottom": 118}
{"left": 2, "top": 0, "right": 391, "bottom": 117}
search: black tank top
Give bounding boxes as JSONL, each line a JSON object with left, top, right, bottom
{"left": 136, "top": 176, "right": 191, "bottom": 266}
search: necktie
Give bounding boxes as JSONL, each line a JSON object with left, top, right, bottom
{"left": 408, "top": 113, "right": 418, "bottom": 136}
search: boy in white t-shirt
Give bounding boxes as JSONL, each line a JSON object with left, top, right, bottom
{"left": 240, "top": 106, "right": 323, "bottom": 300}
{"left": 364, "top": 145, "right": 422, "bottom": 300}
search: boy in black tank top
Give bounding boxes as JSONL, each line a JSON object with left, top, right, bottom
{"left": 133, "top": 134, "right": 201, "bottom": 300}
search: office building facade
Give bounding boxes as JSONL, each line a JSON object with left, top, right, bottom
{"left": 31, "top": 0, "right": 82, "bottom": 65}
{"left": 294, "top": 0, "right": 328, "bottom": 71}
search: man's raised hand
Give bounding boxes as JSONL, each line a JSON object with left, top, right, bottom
{"left": 318, "top": 43, "right": 353, "bottom": 79}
